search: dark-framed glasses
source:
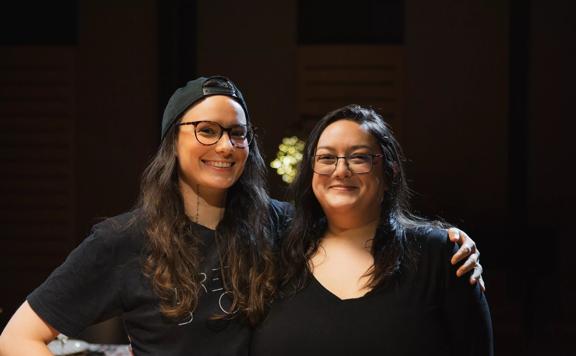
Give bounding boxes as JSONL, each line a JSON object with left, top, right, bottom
{"left": 178, "top": 120, "right": 253, "bottom": 148}
{"left": 312, "top": 153, "right": 383, "bottom": 175}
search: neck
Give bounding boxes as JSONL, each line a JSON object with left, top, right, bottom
{"left": 324, "top": 203, "right": 381, "bottom": 232}
{"left": 323, "top": 217, "right": 380, "bottom": 249}
{"left": 179, "top": 181, "right": 226, "bottom": 230}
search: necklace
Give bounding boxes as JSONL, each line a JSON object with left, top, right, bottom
{"left": 195, "top": 184, "right": 200, "bottom": 223}
{"left": 193, "top": 186, "right": 226, "bottom": 229}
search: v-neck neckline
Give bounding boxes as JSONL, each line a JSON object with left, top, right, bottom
{"left": 310, "top": 273, "right": 376, "bottom": 303}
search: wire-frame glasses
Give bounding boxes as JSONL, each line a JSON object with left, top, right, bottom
{"left": 312, "top": 153, "right": 383, "bottom": 175}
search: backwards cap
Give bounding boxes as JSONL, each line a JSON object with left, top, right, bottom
{"left": 160, "top": 76, "right": 249, "bottom": 140}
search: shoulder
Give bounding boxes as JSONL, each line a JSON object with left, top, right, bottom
{"left": 267, "top": 199, "right": 294, "bottom": 242}
{"left": 86, "top": 209, "right": 147, "bottom": 254}
{"left": 408, "top": 225, "right": 449, "bottom": 250}
{"left": 25, "top": 211, "right": 145, "bottom": 337}
{"left": 268, "top": 199, "right": 294, "bottom": 227}
{"left": 406, "top": 225, "right": 454, "bottom": 265}
{"left": 92, "top": 209, "right": 142, "bottom": 232}
{"left": 268, "top": 199, "right": 294, "bottom": 218}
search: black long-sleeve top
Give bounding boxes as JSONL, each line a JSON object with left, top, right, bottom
{"left": 251, "top": 227, "right": 493, "bottom": 356}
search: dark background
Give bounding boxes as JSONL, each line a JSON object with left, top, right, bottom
{"left": 1, "top": 1, "right": 575, "bottom": 354}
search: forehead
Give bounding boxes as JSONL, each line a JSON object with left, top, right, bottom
{"left": 316, "top": 119, "right": 378, "bottom": 150}
{"left": 180, "top": 95, "right": 247, "bottom": 125}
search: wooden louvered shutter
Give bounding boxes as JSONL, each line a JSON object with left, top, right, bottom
{"left": 0, "top": 46, "right": 76, "bottom": 324}
{"left": 297, "top": 45, "right": 404, "bottom": 136}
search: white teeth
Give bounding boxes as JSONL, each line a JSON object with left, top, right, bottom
{"left": 205, "top": 161, "right": 233, "bottom": 168}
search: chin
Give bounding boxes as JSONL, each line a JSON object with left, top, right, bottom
{"left": 208, "top": 177, "right": 241, "bottom": 189}
{"left": 322, "top": 198, "right": 359, "bottom": 211}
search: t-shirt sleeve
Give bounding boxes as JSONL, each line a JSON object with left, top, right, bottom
{"left": 438, "top": 231, "right": 494, "bottom": 356}
{"left": 27, "top": 223, "right": 125, "bottom": 337}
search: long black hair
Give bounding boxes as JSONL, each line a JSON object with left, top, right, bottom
{"left": 281, "top": 104, "right": 441, "bottom": 294}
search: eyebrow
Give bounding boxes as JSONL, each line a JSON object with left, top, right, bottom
{"left": 316, "top": 144, "right": 374, "bottom": 151}
{"left": 180, "top": 120, "right": 248, "bottom": 128}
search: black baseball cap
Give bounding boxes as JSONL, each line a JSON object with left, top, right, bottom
{"left": 160, "top": 76, "right": 250, "bottom": 140}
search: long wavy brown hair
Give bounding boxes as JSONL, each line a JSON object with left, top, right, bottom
{"left": 136, "top": 79, "right": 275, "bottom": 326}
{"left": 281, "top": 105, "right": 445, "bottom": 295}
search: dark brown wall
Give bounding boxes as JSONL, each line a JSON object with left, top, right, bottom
{"left": 527, "top": 2, "right": 576, "bottom": 350}
{"left": 404, "top": 1, "right": 509, "bottom": 224}
{"left": 75, "top": 0, "right": 158, "bottom": 236}
{"left": 196, "top": 0, "right": 299, "bottom": 194}
{"left": 0, "top": 0, "right": 159, "bottom": 328}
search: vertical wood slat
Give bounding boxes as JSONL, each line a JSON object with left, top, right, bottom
{"left": 297, "top": 45, "right": 404, "bottom": 136}
{"left": 0, "top": 46, "right": 76, "bottom": 264}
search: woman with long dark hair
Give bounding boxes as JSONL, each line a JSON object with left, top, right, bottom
{"left": 0, "top": 76, "right": 290, "bottom": 355}
{"left": 252, "top": 104, "right": 493, "bottom": 355}
{"left": 0, "top": 79, "right": 482, "bottom": 355}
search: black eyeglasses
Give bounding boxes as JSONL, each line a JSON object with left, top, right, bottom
{"left": 178, "top": 121, "right": 253, "bottom": 148}
{"left": 312, "top": 153, "right": 383, "bottom": 175}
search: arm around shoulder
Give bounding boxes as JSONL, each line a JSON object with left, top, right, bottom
{"left": 0, "top": 301, "right": 59, "bottom": 355}
{"left": 442, "top": 237, "right": 494, "bottom": 356}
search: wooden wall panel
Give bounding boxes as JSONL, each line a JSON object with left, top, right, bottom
{"left": 0, "top": 46, "right": 76, "bottom": 325}
{"left": 297, "top": 45, "right": 404, "bottom": 137}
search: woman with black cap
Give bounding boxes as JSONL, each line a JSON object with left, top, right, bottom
{"left": 0, "top": 77, "right": 483, "bottom": 355}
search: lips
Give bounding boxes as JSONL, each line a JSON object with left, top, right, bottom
{"left": 202, "top": 160, "right": 234, "bottom": 168}
{"left": 329, "top": 184, "right": 358, "bottom": 190}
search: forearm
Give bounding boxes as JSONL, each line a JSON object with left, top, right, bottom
{"left": 0, "top": 336, "right": 53, "bottom": 356}
{"left": 449, "top": 297, "right": 493, "bottom": 355}
{"left": 444, "top": 238, "right": 493, "bottom": 355}
{"left": 445, "top": 271, "right": 493, "bottom": 355}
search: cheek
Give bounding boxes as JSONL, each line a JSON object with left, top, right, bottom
{"left": 177, "top": 134, "right": 196, "bottom": 157}
{"left": 236, "top": 149, "right": 249, "bottom": 170}
{"left": 178, "top": 143, "right": 197, "bottom": 162}
{"left": 176, "top": 140, "right": 205, "bottom": 172}
{"left": 311, "top": 174, "right": 319, "bottom": 193}
{"left": 311, "top": 174, "right": 327, "bottom": 203}
{"left": 362, "top": 172, "right": 383, "bottom": 192}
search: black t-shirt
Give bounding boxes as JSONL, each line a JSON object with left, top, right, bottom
{"left": 251, "top": 227, "right": 493, "bottom": 356}
{"left": 27, "top": 199, "right": 292, "bottom": 356}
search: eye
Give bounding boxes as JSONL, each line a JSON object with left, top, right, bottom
{"left": 229, "top": 127, "right": 248, "bottom": 139}
{"left": 316, "top": 154, "right": 337, "bottom": 164}
{"left": 348, "top": 154, "right": 370, "bottom": 164}
{"left": 196, "top": 123, "right": 219, "bottom": 137}
{"left": 198, "top": 128, "right": 216, "bottom": 136}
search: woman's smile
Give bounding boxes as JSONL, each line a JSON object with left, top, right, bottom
{"left": 176, "top": 95, "right": 249, "bottom": 193}
{"left": 328, "top": 183, "right": 358, "bottom": 191}
{"left": 312, "top": 119, "right": 385, "bottom": 217}
{"left": 202, "top": 159, "right": 235, "bottom": 169}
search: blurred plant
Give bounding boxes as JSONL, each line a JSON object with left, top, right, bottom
{"left": 270, "top": 136, "right": 305, "bottom": 183}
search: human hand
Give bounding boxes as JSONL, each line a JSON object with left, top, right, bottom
{"left": 447, "top": 227, "right": 485, "bottom": 292}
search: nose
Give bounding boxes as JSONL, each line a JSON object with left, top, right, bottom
{"left": 214, "top": 132, "right": 234, "bottom": 155}
{"left": 333, "top": 157, "right": 352, "bottom": 178}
